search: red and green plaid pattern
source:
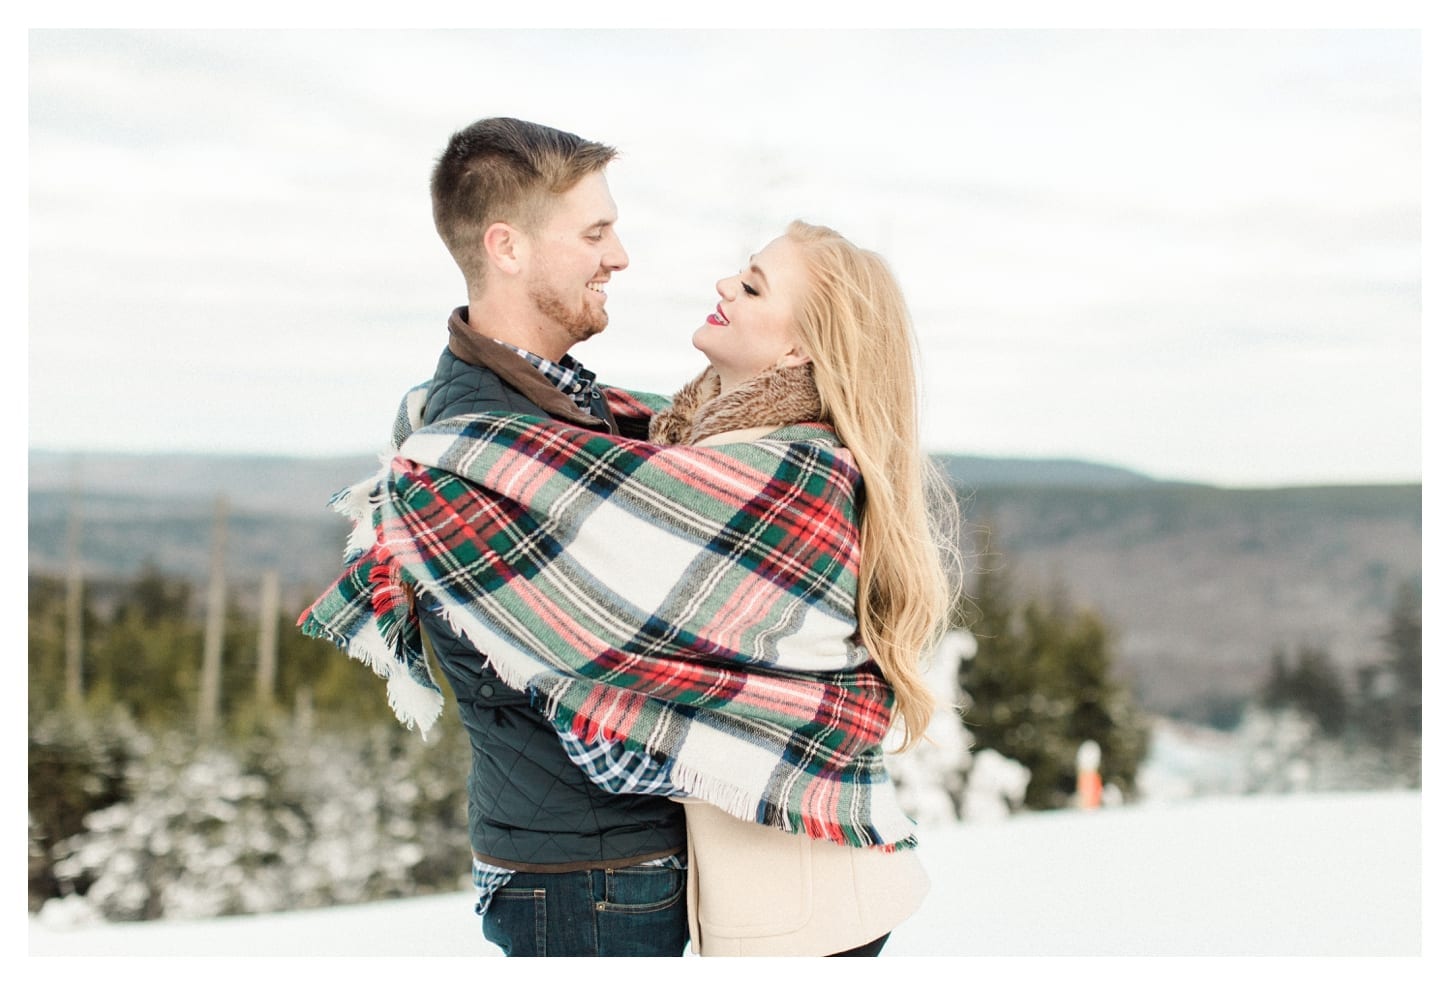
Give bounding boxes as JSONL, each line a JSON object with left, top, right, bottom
{"left": 300, "top": 394, "right": 916, "bottom": 850}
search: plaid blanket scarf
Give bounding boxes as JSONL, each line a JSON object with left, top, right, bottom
{"left": 298, "top": 380, "right": 915, "bottom": 850}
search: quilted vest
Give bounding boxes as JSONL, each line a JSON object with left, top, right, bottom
{"left": 418, "top": 340, "right": 685, "bottom": 869}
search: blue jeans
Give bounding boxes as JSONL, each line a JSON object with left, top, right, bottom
{"left": 481, "top": 863, "right": 689, "bottom": 957}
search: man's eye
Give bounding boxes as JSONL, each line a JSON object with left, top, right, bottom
{"left": 742, "top": 282, "right": 759, "bottom": 297}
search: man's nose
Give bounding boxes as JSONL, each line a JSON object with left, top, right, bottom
{"left": 607, "top": 233, "right": 629, "bottom": 271}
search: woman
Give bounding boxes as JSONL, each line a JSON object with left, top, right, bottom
{"left": 640, "top": 220, "right": 956, "bottom": 955}
{"left": 301, "top": 220, "right": 958, "bottom": 956}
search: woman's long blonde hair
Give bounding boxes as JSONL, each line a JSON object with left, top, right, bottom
{"left": 785, "top": 220, "right": 961, "bottom": 749}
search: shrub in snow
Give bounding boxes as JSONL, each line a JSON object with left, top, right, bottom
{"left": 888, "top": 630, "right": 1032, "bottom": 824}
{"left": 44, "top": 722, "right": 472, "bottom": 922}
{"left": 1233, "top": 704, "right": 1409, "bottom": 795}
{"left": 959, "top": 748, "right": 1030, "bottom": 821}
{"left": 887, "top": 631, "right": 975, "bottom": 824}
{"left": 51, "top": 735, "right": 308, "bottom": 920}
{"left": 28, "top": 708, "right": 149, "bottom": 914}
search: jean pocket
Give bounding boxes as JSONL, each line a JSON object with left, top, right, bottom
{"left": 596, "top": 867, "right": 689, "bottom": 956}
{"left": 599, "top": 864, "right": 686, "bottom": 914}
{"left": 482, "top": 886, "right": 547, "bottom": 956}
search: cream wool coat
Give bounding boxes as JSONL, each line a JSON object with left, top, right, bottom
{"left": 681, "top": 800, "right": 929, "bottom": 957}
{"left": 679, "top": 422, "right": 930, "bottom": 956}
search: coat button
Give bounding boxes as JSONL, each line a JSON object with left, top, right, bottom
{"left": 479, "top": 684, "right": 495, "bottom": 698}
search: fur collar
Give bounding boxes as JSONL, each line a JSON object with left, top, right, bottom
{"left": 649, "top": 365, "right": 823, "bottom": 446}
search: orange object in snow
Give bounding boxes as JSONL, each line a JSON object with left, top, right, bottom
{"left": 1076, "top": 740, "right": 1103, "bottom": 810}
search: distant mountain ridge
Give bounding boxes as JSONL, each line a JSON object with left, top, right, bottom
{"left": 28, "top": 450, "right": 381, "bottom": 519}
{"left": 29, "top": 449, "right": 1158, "bottom": 513}
{"left": 28, "top": 449, "right": 1421, "bottom": 723}
{"left": 933, "top": 454, "right": 1158, "bottom": 489}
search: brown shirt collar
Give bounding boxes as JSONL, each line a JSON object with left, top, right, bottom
{"left": 444, "top": 307, "right": 618, "bottom": 434}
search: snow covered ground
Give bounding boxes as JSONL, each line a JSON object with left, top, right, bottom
{"left": 30, "top": 790, "right": 1421, "bottom": 959}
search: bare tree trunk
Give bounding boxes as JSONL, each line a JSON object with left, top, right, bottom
{"left": 63, "top": 482, "right": 84, "bottom": 710}
{"left": 198, "top": 495, "right": 228, "bottom": 735}
{"left": 294, "top": 684, "right": 314, "bottom": 737}
{"left": 255, "top": 569, "right": 280, "bottom": 711}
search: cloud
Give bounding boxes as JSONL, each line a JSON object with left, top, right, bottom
{"left": 26, "top": 29, "right": 1421, "bottom": 484}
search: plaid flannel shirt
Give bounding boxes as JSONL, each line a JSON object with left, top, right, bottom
{"left": 494, "top": 342, "right": 601, "bottom": 413}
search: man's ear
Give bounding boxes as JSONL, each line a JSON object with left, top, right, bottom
{"left": 483, "top": 221, "right": 525, "bottom": 275}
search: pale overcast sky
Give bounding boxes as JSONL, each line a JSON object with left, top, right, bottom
{"left": 26, "top": 27, "right": 1423, "bottom": 486}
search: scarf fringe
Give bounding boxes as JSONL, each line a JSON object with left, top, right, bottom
{"left": 328, "top": 455, "right": 393, "bottom": 560}
{"left": 385, "top": 672, "right": 443, "bottom": 741}
{"left": 665, "top": 756, "right": 917, "bottom": 851}
{"left": 298, "top": 591, "right": 442, "bottom": 740}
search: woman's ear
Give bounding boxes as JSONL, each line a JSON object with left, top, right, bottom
{"left": 483, "top": 221, "right": 525, "bottom": 275}
{"left": 777, "top": 347, "right": 812, "bottom": 370}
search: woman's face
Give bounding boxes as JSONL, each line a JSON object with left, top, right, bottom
{"left": 692, "top": 235, "right": 811, "bottom": 392}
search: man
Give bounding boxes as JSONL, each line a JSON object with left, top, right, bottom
{"left": 415, "top": 118, "right": 687, "bottom": 956}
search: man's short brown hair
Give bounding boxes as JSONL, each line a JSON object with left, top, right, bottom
{"left": 431, "top": 117, "right": 618, "bottom": 287}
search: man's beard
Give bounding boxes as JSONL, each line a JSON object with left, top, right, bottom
{"left": 528, "top": 278, "right": 607, "bottom": 346}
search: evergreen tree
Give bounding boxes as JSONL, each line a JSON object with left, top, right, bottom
{"left": 30, "top": 565, "right": 399, "bottom": 734}
{"left": 1381, "top": 581, "right": 1422, "bottom": 737}
{"left": 956, "top": 565, "right": 1149, "bottom": 810}
{"left": 1262, "top": 647, "right": 1293, "bottom": 709}
{"left": 1256, "top": 644, "right": 1348, "bottom": 738}
{"left": 115, "top": 564, "right": 194, "bottom": 625}
{"left": 1291, "top": 646, "right": 1348, "bottom": 737}
{"left": 1354, "top": 580, "right": 1421, "bottom": 784}
{"left": 28, "top": 575, "right": 70, "bottom": 721}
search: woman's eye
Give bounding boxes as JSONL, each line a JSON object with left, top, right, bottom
{"left": 742, "top": 282, "right": 759, "bottom": 297}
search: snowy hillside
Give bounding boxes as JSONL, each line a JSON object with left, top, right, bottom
{"left": 31, "top": 791, "right": 1420, "bottom": 958}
